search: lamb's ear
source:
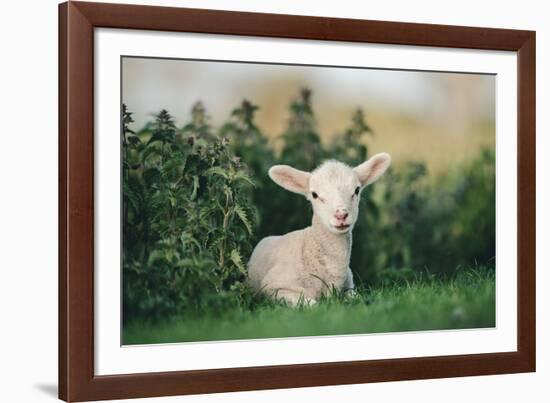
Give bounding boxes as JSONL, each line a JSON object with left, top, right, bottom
{"left": 268, "top": 165, "right": 311, "bottom": 195}
{"left": 354, "top": 153, "right": 391, "bottom": 186}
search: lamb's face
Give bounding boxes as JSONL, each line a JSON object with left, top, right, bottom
{"left": 268, "top": 153, "right": 391, "bottom": 236}
{"left": 308, "top": 162, "right": 361, "bottom": 234}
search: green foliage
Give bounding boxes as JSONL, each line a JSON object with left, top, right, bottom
{"left": 280, "top": 88, "right": 324, "bottom": 170}
{"left": 122, "top": 105, "right": 257, "bottom": 323}
{"left": 122, "top": 87, "right": 496, "bottom": 326}
{"left": 362, "top": 149, "right": 496, "bottom": 282}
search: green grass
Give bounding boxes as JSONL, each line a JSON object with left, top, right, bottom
{"left": 122, "top": 267, "right": 495, "bottom": 345}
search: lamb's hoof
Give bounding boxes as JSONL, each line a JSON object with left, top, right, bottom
{"left": 344, "top": 289, "right": 360, "bottom": 301}
{"left": 303, "top": 298, "right": 317, "bottom": 306}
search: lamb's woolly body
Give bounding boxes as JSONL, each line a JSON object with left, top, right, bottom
{"left": 248, "top": 215, "right": 354, "bottom": 304}
{"left": 247, "top": 154, "right": 391, "bottom": 305}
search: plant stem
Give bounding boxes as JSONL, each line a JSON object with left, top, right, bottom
{"left": 218, "top": 191, "right": 230, "bottom": 269}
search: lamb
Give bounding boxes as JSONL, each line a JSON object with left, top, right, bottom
{"left": 247, "top": 153, "right": 391, "bottom": 305}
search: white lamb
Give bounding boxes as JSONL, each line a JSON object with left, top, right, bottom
{"left": 247, "top": 153, "right": 391, "bottom": 305}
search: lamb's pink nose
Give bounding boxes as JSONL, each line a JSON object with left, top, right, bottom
{"left": 334, "top": 210, "right": 349, "bottom": 221}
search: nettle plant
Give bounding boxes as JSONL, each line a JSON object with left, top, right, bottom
{"left": 122, "top": 104, "right": 256, "bottom": 321}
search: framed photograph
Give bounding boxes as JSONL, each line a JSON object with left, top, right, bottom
{"left": 59, "top": 1, "right": 536, "bottom": 401}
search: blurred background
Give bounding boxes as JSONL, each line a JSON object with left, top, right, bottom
{"left": 123, "top": 57, "right": 495, "bottom": 174}
{"left": 121, "top": 56, "right": 496, "bottom": 323}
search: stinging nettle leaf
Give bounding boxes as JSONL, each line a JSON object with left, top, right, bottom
{"left": 233, "top": 170, "right": 255, "bottom": 187}
{"left": 205, "top": 166, "right": 230, "bottom": 179}
{"left": 234, "top": 204, "right": 253, "bottom": 235}
{"left": 229, "top": 249, "right": 247, "bottom": 275}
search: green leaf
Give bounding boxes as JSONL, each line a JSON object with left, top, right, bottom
{"left": 141, "top": 143, "right": 162, "bottom": 164}
{"left": 147, "top": 131, "right": 166, "bottom": 145}
{"left": 180, "top": 232, "right": 201, "bottom": 252}
{"left": 229, "top": 249, "right": 247, "bottom": 275}
{"left": 233, "top": 170, "right": 255, "bottom": 187}
{"left": 205, "top": 166, "right": 229, "bottom": 179}
{"left": 234, "top": 204, "right": 253, "bottom": 235}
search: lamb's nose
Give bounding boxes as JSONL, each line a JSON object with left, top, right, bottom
{"left": 334, "top": 210, "right": 349, "bottom": 221}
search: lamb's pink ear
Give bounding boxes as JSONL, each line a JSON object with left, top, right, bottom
{"left": 354, "top": 153, "right": 391, "bottom": 186}
{"left": 268, "top": 165, "right": 311, "bottom": 195}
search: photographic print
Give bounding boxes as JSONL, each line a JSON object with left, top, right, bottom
{"left": 59, "top": 4, "right": 535, "bottom": 399}
{"left": 121, "top": 57, "right": 496, "bottom": 345}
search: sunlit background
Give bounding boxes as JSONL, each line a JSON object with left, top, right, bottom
{"left": 122, "top": 57, "right": 495, "bottom": 173}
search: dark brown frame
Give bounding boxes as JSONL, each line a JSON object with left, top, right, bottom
{"left": 59, "top": 1, "right": 536, "bottom": 401}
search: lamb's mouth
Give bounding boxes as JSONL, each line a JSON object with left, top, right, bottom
{"left": 333, "top": 224, "right": 351, "bottom": 231}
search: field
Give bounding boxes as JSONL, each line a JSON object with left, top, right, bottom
{"left": 123, "top": 267, "right": 495, "bottom": 345}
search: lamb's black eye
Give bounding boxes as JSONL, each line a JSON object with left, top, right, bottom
{"left": 311, "top": 191, "right": 318, "bottom": 199}
{"left": 354, "top": 187, "right": 360, "bottom": 196}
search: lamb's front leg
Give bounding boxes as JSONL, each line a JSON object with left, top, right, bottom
{"left": 343, "top": 267, "right": 355, "bottom": 290}
{"left": 343, "top": 267, "right": 359, "bottom": 299}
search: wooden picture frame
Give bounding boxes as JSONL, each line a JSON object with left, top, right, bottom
{"left": 59, "top": 1, "right": 536, "bottom": 401}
